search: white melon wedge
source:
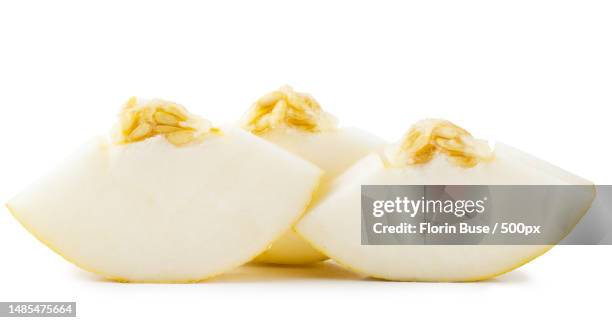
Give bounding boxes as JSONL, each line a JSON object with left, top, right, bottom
{"left": 296, "top": 119, "right": 595, "bottom": 281}
{"left": 242, "top": 86, "right": 385, "bottom": 265}
{"left": 7, "top": 98, "right": 321, "bottom": 283}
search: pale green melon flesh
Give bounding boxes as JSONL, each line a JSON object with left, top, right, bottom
{"left": 296, "top": 143, "right": 594, "bottom": 281}
{"left": 254, "top": 127, "right": 385, "bottom": 265}
{"left": 8, "top": 128, "right": 321, "bottom": 282}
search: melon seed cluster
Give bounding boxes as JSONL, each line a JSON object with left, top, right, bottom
{"left": 115, "top": 97, "right": 220, "bottom": 146}
{"left": 386, "top": 119, "right": 494, "bottom": 168}
{"left": 241, "top": 86, "right": 337, "bottom": 134}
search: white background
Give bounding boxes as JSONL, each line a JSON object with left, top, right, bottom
{"left": 0, "top": 0, "right": 610, "bottom": 322}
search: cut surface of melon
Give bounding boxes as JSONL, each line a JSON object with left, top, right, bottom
{"left": 296, "top": 120, "right": 594, "bottom": 281}
{"left": 7, "top": 99, "right": 321, "bottom": 282}
{"left": 244, "top": 86, "right": 385, "bottom": 265}
{"left": 254, "top": 128, "right": 385, "bottom": 264}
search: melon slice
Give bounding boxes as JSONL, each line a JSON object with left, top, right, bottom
{"left": 7, "top": 98, "right": 321, "bottom": 282}
{"left": 296, "top": 119, "right": 595, "bottom": 281}
{"left": 241, "top": 86, "right": 385, "bottom": 264}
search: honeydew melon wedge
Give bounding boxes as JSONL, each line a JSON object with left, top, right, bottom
{"left": 296, "top": 119, "right": 595, "bottom": 281}
{"left": 7, "top": 98, "right": 321, "bottom": 282}
{"left": 241, "top": 86, "right": 384, "bottom": 265}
